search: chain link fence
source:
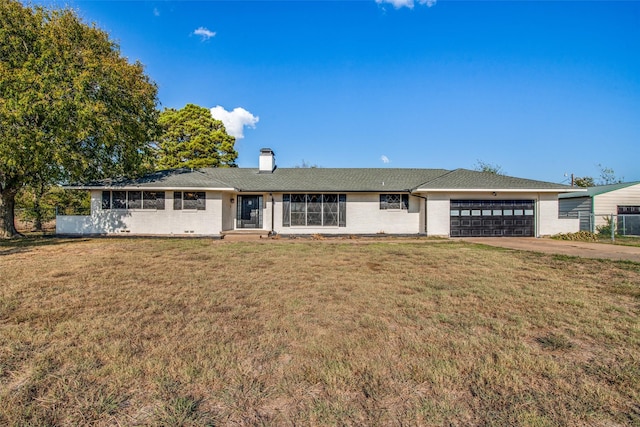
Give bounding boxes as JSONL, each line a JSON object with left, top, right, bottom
{"left": 559, "top": 212, "right": 640, "bottom": 237}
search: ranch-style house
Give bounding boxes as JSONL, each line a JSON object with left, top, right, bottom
{"left": 57, "top": 148, "right": 582, "bottom": 238}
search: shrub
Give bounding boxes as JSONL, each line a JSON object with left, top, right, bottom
{"left": 551, "top": 231, "right": 598, "bottom": 242}
{"left": 596, "top": 216, "right": 615, "bottom": 237}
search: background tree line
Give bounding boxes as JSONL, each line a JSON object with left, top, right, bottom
{"left": 1, "top": 1, "right": 237, "bottom": 237}
{"left": 473, "top": 161, "right": 623, "bottom": 188}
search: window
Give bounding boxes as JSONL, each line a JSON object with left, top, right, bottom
{"left": 112, "top": 191, "right": 127, "bottom": 209}
{"left": 143, "top": 191, "right": 165, "bottom": 210}
{"left": 618, "top": 206, "right": 640, "bottom": 214}
{"left": 174, "top": 191, "right": 206, "bottom": 210}
{"left": 102, "top": 191, "right": 111, "bottom": 209}
{"left": 380, "top": 194, "right": 409, "bottom": 210}
{"left": 101, "top": 191, "right": 165, "bottom": 210}
{"left": 128, "top": 191, "right": 142, "bottom": 209}
{"left": 283, "top": 194, "right": 346, "bottom": 227}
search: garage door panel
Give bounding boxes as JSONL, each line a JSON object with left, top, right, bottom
{"left": 451, "top": 200, "right": 534, "bottom": 237}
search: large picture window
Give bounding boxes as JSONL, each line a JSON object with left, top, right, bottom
{"left": 102, "top": 191, "right": 165, "bottom": 210}
{"left": 283, "top": 194, "right": 346, "bottom": 227}
{"left": 380, "top": 194, "right": 409, "bottom": 210}
{"left": 174, "top": 191, "right": 206, "bottom": 210}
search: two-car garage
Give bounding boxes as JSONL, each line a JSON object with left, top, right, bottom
{"left": 450, "top": 200, "right": 535, "bottom": 237}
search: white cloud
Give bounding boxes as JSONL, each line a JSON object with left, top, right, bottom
{"left": 210, "top": 106, "right": 259, "bottom": 140}
{"left": 375, "top": 0, "right": 436, "bottom": 9}
{"left": 193, "top": 27, "right": 216, "bottom": 41}
{"left": 381, "top": 155, "right": 390, "bottom": 164}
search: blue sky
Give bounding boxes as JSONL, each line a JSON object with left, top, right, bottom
{"left": 28, "top": 0, "right": 640, "bottom": 183}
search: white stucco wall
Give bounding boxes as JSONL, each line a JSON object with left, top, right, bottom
{"left": 418, "top": 192, "right": 580, "bottom": 237}
{"left": 270, "top": 193, "right": 422, "bottom": 235}
{"left": 537, "top": 193, "right": 580, "bottom": 235}
{"left": 423, "top": 193, "right": 450, "bottom": 237}
{"left": 56, "top": 190, "right": 223, "bottom": 236}
{"left": 221, "top": 192, "right": 235, "bottom": 231}
{"left": 56, "top": 189, "right": 581, "bottom": 238}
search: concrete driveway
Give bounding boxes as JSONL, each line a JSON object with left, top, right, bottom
{"left": 461, "top": 237, "right": 640, "bottom": 263}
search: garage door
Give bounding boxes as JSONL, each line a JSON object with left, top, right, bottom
{"left": 450, "top": 200, "right": 535, "bottom": 237}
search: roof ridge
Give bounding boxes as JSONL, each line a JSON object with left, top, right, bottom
{"left": 411, "top": 169, "right": 456, "bottom": 190}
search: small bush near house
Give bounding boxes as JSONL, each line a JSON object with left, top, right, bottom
{"left": 596, "top": 216, "right": 616, "bottom": 237}
{"left": 551, "top": 231, "right": 598, "bottom": 242}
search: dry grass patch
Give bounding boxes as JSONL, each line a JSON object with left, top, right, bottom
{"left": 0, "top": 238, "right": 639, "bottom": 425}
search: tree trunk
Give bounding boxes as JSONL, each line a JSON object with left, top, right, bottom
{"left": 0, "top": 187, "right": 20, "bottom": 238}
{"left": 33, "top": 195, "right": 42, "bottom": 231}
{"left": 32, "top": 183, "right": 47, "bottom": 232}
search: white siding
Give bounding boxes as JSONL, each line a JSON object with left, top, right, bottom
{"left": 56, "top": 190, "right": 223, "bottom": 236}
{"left": 592, "top": 184, "right": 640, "bottom": 229}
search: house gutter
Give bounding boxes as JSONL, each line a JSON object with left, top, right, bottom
{"left": 63, "top": 185, "right": 235, "bottom": 191}
{"left": 414, "top": 188, "right": 584, "bottom": 194}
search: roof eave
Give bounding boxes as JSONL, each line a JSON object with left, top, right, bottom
{"left": 64, "top": 185, "right": 236, "bottom": 191}
{"left": 414, "top": 188, "right": 583, "bottom": 193}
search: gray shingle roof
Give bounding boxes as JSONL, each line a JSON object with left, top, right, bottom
{"left": 417, "top": 169, "right": 574, "bottom": 190}
{"left": 70, "top": 167, "right": 574, "bottom": 192}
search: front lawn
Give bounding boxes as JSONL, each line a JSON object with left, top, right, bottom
{"left": 1, "top": 238, "right": 638, "bottom": 425}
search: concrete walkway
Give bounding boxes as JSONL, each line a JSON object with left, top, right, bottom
{"left": 461, "top": 237, "right": 640, "bottom": 262}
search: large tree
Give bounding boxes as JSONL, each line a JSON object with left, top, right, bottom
{"left": 572, "top": 165, "right": 623, "bottom": 188}
{"left": 0, "top": 1, "right": 159, "bottom": 237}
{"left": 574, "top": 176, "right": 595, "bottom": 188}
{"left": 156, "top": 104, "right": 238, "bottom": 170}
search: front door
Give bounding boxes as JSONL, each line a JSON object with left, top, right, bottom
{"left": 237, "top": 195, "right": 263, "bottom": 229}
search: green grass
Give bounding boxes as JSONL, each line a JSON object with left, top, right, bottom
{"left": 0, "top": 238, "right": 639, "bottom": 426}
{"left": 602, "top": 235, "right": 640, "bottom": 247}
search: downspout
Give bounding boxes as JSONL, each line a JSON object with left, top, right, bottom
{"left": 409, "top": 190, "right": 429, "bottom": 235}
